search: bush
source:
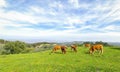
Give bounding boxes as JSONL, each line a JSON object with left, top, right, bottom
{"left": 95, "top": 41, "right": 110, "bottom": 46}
{"left": 0, "top": 39, "right": 5, "bottom": 44}
{"left": 2, "top": 41, "right": 27, "bottom": 54}
{"left": 83, "top": 42, "right": 94, "bottom": 44}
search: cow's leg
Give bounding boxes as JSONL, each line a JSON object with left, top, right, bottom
{"left": 75, "top": 48, "right": 77, "bottom": 52}
{"left": 73, "top": 48, "right": 77, "bottom": 52}
{"left": 89, "top": 50, "right": 92, "bottom": 54}
{"left": 61, "top": 49, "right": 64, "bottom": 54}
{"left": 98, "top": 50, "right": 101, "bottom": 55}
{"left": 101, "top": 48, "right": 103, "bottom": 54}
{"left": 64, "top": 50, "right": 66, "bottom": 54}
{"left": 71, "top": 47, "right": 73, "bottom": 51}
{"left": 92, "top": 49, "right": 95, "bottom": 55}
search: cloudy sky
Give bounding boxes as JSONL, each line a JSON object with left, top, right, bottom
{"left": 0, "top": 0, "right": 120, "bottom": 42}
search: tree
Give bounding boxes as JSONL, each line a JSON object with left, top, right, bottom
{"left": 0, "top": 39, "right": 5, "bottom": 44}
{"left": 95, "top": 41, "right": 109, "bottom": 46}
{"left": 3, "top": 41, "right": 26, "bottom": 54}
{"left": 83, "top": 41, "right": 94, "bottom": 44}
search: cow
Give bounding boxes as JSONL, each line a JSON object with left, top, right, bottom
{"left": 51, "top": 45, "right": 61, "bottom": 53}
{"left": 61, "top": 45, "right": 67, "bottom": 54}
{"left": 84, "top": 44, "right": 91, "bottom": 48}
{"left": 71, "top": 44, "right": 77, "bottom": 52}
{"left": 50, "top": 45, "right": 67, "bottom": 54}
{"left": 89, "top": 44, "right": 103, "bottom": 54}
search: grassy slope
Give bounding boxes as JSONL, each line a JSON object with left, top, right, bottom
{"left": 0, "top": 46, "right": 120, "bottom": 72}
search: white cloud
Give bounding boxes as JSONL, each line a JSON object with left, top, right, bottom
{"left": 89, "top": 0, "right": 120, "bottom": 24}
{"left": 0, "top": 19, "right": 29, "bottom": 28}
{"left": 49, "top": 1, "right": 65, "bottom": 16}
{"left": 0, "top": 0, "right": 120, "bottom": 42}
{"left": 66, "top": 16, "right": 83, "bottom": 24}
{"left": 1, "top": 27, "right": 120, "bottom": 42}
{"left": 49, "top": 1, "right": 63, "bottom": 9}
{"left": 68, "top": 0, "right": 91, "bottom": 9}
{"left": 0, "top": 10, "right": 38, "bottom": 24}
{"left": 30, "top": 6, "right": 45, "bottom": 14}
{"left": 69, "top": 0, "right": 79, "bottom": 8}
{"left": 0, "top": 7, "right": 61, "bottom": 25}
{"left": 0, "top": 0, "right": 7, "bottom": 7}
{"left": 104, "top": 25, "right": 120, "bottom": 31}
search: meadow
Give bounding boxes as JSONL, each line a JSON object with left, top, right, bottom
{"left": 0, "top": 46, "right": 120, "bottom": 72}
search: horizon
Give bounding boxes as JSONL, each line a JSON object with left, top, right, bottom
{"left": 0, "top": 0, "right": 120, "bottom": 42}
{"left": 1, "top": 38, "right": 120, "bottom": 43}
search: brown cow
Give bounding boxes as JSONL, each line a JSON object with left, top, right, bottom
{"left": 51, "top": 45, "right": 61, "bottom": 53}
{"left": 84, "top": 44, "right": 91, "bottom": 48}
{"left": 89, "top": 44, "right": 103, "bottom": 54}
{"left": 50, "top": 45, "right": 67, "bottom": 54}
{"left": 71, "top": 44, "right": 77, "bottom": 52}
{"left": 61, "top": 45, "right": 67, "bottom": 54}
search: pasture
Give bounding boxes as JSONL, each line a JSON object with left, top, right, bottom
{"left": 0, "top": 46, "right": 120, "bottom": 72}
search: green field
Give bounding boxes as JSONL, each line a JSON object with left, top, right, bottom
{"left": 0, "top": 46, "right": 120, "bottom": 72}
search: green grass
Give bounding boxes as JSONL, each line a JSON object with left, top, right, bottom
{"left": 0, "top": 46, "right": 120, "bottom": 72}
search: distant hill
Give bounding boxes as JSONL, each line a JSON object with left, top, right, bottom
{"left": 108, "top": 42, "right": 120, "bottom": 46}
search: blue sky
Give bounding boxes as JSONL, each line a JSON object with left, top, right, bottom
{"left": 0, "top": 0, "right": 120, "bottom": 42}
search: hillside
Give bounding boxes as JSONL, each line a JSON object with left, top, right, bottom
{"left": 0, "top": 46, "right": 120, "bottom": 72}
{"left": 108, "top": 42, "right": 120, "bottom": 46}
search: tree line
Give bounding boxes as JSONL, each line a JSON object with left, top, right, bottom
{"left": 83, "top": 41, "right": 110, "bottom": 46}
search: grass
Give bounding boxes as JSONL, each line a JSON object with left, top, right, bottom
{"left": 0, "top": 46, "right": 120, "bottom": 72}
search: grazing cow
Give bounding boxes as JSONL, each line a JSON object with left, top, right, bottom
{"left": 51, "top": 45, "right": 61, "bottom": 53}
{"left": 71, "top": 44, "right": 77, "bottom": 52}
{"left": 61, "top": 45, "right": 67, "bottom": 54}
{"left": 84, "top": 44, "right": 91, "bottom": 48}
{"left": 89, "top": 44, "right": 103, "bottom": 54}
{"left": 50, "top": 45, "right": 67, "bottom": 54}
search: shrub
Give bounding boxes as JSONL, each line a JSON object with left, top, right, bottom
{"left": 2, "top": 41, "right": 27, "bottom": 54}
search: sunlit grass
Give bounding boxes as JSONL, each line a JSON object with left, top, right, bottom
{"left": 0, "top": 46, "right": 120, "bottom": 72}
